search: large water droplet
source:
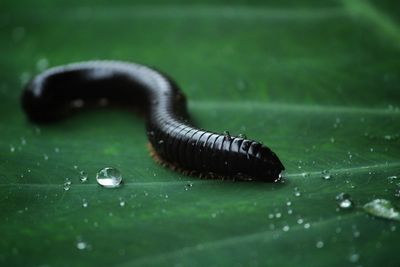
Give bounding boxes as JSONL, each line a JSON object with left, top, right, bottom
{"left": 363, "top": 199, "right": 400, "bottom": 221}
{"left": 336, "top": 193, "right": 353, "bottom": 209}
{"left": 96, "top": 167, "right": 122, "bottom": 188}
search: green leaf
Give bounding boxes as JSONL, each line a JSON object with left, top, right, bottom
{"left": 1, "top": 0, "right": 400, "bottom": 266}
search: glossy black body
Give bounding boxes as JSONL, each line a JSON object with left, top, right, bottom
{"left": 22, "top": 61, "right": 285, "bottom": 181}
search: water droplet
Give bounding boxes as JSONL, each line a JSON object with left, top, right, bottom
{"left": 316, "top": 241, "right": 324, "bottom": 249}
{"left": 330, "top": 137, "right": 335, "bottom": 143}
{"left": 54, "top": 147, "right": 60, "bottom": 153}
{"left": 184, "top": 182, "right": 193, "bottom": 191}
{"left": 82, "top": 199, "right": 88, "bottom": 208}
{"left": 76, "top": 241, "right": 88, "bottom": 250}
{"left": 20, "top": 72, "right": 31, "bottom": 85}
{"left": 301, "top": 172, "right": 309, "bottom": 178}
{"left": 80, "top": 171, "right": 88, "bottom": 183}
{"left": 63, "top": 179, "right": 71, "bottom": 191}
{"left": 304, "top": 223, "right": 311, "bottom": 229}
{"left": 275, "top": 212, "right": 282, "bottom": 218}
{"left": 297, "top": 218, "right": 303, "bottom": 224}
{"left": 349, "top": 253, "right": 360, "bottom": 263}
{"left": 321, "top": 170, "right": 331, "bottom": 180}
{"left": 43, "top": 154, "right": 49, "bottom": 161}
{"left": 363, "top": 199, "right": 400, "bottom": 221}
{"left": 10, "top": 145, "right": 15, "bottom": 152}
{"left": 294, "top": 187, "right": 301, "bottom": 197}
{"left": 71, "top": 99, "right": 84, "bottom": 108}
{"left": 336, "top": 193, "right": 353, "bottom": 209}
{"left": 36, "top": 58, "right": 49, "bottom": 71}
{"left": 158, "top": 140, "right": 164, "bottom": 145}
{"left": 96, "top": 167, "right": 122, "bottom": 188}
{"left": 282, "top": 225, "right": 290, "bottom": 232}
{"left": 119, "top": 199, "right": 125, "bottom": 207}
{"left": 20, "top": 137, "right": 26, "bottom": 146}
{"left": 286, "top": 201, "right": 292, "bottom": 206}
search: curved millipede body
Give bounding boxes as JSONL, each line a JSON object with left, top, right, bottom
{"left": 22, "top": 61, "right": 285, "bottom": 181}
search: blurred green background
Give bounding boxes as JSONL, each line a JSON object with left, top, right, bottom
{"left": 1, "top": 0, "right": 399, "bottom": 266}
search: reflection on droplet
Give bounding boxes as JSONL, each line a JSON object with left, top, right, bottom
{"left": 82, "top": 198, "right": 88, "bottom": 208}
{"left": 336, "top": 193, "right": 353, "bottom": 209}
{"left": 363, "top": 199, "right": 400, "bottom": 221}
{"left": 96, "top": 167, "right": 122, "bottom": 188}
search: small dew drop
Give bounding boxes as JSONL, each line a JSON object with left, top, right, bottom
{"left": 20, "top": 137, "right": 26, "bottom": 146}
{"left": 119, "top": 200, "right": 125, "bottom": 207}
{"left": 76, "top": 240, "right": 89, "bottom": 250}
{"left": 82, "top": 199, "right": 88, "bottom": 208}
{"left": 316, "top": 241, "right": 324, "bottom": 249}
{"left": 349, "top": 253, "right": 360, "bottom": 263}
{"left": 282, "top": 225, "right": 290, "bottom": 232}
{"left": 43, "top": 154, "right": 49, "bottom": 161}
{"left": 294, "top": 187, "right": 301, "bottom": 197}
{"left": 301, "top": 172, "right": 309, "bottom": 178}
{"left": 336, "top": 193, "right": 353, "bottom": 209}
{"left": 184, "top": 182, "right": 193, "bottom": 191}
{"left": 63, "top": 179, "right": 71, "bottom": 191}
{"left": 71, "top": 99, "right": 84, "bottom": 108}
{"left": 80, "top": 171, "right": 88, "bottom": 183}
{"left": 10, "top": 145, "right": 15, "bottom": 153}
{"left": 96, "top": 167, "right": 122, "bottom": 188}
{"left": 321, "top": 170, "right": 331, "bottom": 180}
{"left": 36, "top": 58, "right": 49, "bottom": 71}
{"left": 304, "top": 223, "right": 311, "bottom": 229}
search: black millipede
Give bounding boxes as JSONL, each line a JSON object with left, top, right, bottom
{"left": 21, "top": 61, "right": 285, "bottom": 182}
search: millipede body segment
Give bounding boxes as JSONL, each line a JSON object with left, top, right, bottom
{"left": 22, "top": 61, "right": 285, "bottom": 182}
